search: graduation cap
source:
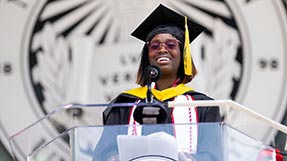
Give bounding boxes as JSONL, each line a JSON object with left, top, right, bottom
{"left": 131, "top": 4, "right": 204, "bottom": 76}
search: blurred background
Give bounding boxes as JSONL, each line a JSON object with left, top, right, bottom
{"left": 1, "top": 0, "right": 287, "bottom": 160}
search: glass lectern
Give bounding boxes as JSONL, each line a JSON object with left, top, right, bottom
{"left": 9, "top": 100, "right": 286, "bottom": 161}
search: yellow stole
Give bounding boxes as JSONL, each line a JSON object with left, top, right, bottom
{"left": 123, "top": 84, "right": 194, "bottom": 101}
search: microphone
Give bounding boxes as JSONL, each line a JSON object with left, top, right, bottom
{"left": 133, "top": 65, "right": 167, "bottom": 124}
{"left": 144, "top": 65, "right": 161, "bottom": 83}
{"left": 144, "top": 65, "right": 161, "bottom": 103}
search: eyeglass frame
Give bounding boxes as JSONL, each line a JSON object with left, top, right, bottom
{"left": 146, "top": 39, "right": 182, "bottom": 52}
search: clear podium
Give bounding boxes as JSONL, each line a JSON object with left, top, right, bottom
{"left": 9, "top": 100, "right": 287, "bottom": 161}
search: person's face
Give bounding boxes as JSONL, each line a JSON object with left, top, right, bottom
{"left": 147, "top": 33, "right": 181, "bottom": 77}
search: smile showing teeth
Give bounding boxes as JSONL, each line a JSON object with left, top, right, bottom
{"left": 157, "top": 57, "right": 171, "bottom": 62}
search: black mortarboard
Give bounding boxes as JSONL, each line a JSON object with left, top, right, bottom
{"left": 131, "top": 4, "right": 205, "bottom": 76}
{"left": 131, "top": 4, "right": 204, "bottom": 44}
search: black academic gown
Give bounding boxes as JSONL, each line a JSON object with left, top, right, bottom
{"left": 93, "top": 86, "right": 222, "bottom": 161}
{"left": 103, "top": 90, "right": 221, "bottom": 125}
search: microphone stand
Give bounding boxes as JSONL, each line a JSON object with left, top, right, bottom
{"left": 146, "top": 71, "right": 153, "bottom": 103}
{"left": 133, "top": 65, "right": 168, "bottom": 124}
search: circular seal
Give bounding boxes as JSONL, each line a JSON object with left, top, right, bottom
{"left": 0, "top": 0, "right": 286, "bottom": 161}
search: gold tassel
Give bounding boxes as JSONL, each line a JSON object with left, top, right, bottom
{"left": 183, "top": 16, "right": 192, "bottom": 76}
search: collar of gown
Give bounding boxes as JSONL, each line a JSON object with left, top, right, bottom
{"left": 123, "top": 84, "right": 194, "bottom": 101}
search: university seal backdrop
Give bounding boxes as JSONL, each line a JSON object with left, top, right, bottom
{"left": 0, "top": 0, "right": 287, "bottom": 160}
